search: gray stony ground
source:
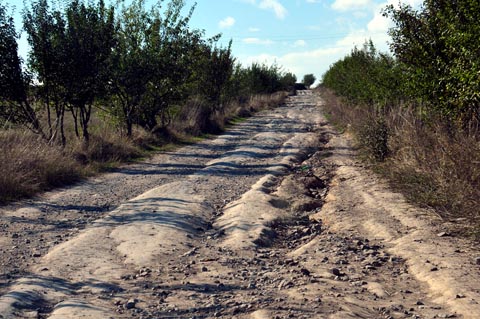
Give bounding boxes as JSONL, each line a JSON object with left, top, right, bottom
{"left": 0, "top": 91, "right": 478, "bottom": 319}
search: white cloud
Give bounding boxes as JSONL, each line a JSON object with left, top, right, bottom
{"left": 259, "top": 0, "right": 288, "bottom": 19}
{"left": 245, "top": 0, "right": 288, "bottom": 19}
{"left": 219, "top": 16, "right": 236, "bottom": 29}
{"left": 239, "top": 0, "right": 423, "bottom": 82}
{"left": 331, "top": 0, "right": 372, "bottom": 11}
{"left": 293, "top": 39, "right": 307, "bottom": 47}
{"left": 242, "top": 37, "right": 275, "bottom": 45}
{"left": 248, "top": 27, "right": 261, "bottom": 32}
{"left": 306, "top": 0, "right": 322, "bottom": 3}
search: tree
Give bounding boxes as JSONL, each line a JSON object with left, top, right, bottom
{"left": 0, "top": 3, "right": 42, "bottom": 134}
{"left": 384, "top": 0, "right": 480, "bottom": 123}
{"left": 62, "top": 0, "right": 115, "bottom": 144}
{"left": 302, "top": 73, "right": 316, "bottom": 88}
{"left": 24, "top": 0, "right": 68, "bottom": 144}
{"left": 280, "top": 72, "right": 297, "bottom": 91}
{"left": 110, "top": 0, "right": 209, "bottom": 136}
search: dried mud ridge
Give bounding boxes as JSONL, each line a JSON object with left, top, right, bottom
{"left": 0, "top": 91, "right": 479, "bottom": 319}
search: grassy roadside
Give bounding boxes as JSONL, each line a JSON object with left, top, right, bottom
{"left": 0, "top": 92, "right": 287, "bottom": 204}
{"left": 317, "top": 87, "right": 480, "bottom": 239}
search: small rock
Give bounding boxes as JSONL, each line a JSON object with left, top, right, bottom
{"left": 32, "top": 252, "right": 41, "bottom": 258}
{"left": 124, "top": 299, "right": 137, "bottom": 310}
{"left": 455, "top": 294, "right": 465, "bottom": 299}
{"left": 438, "top": 314, "right": 457, "bottom": 318}
{"left": 331, "top": 268, "right": 342, "bottom": 276}
{"left": 300, "top": 268, "right": 311, "bottom": 276}
{"left": 278, "top": 279, "right": 294, "bottom": 290}
{"left": 475, "top": 257, "right": 480, "bottom": 265}
{"left": 437, "top": 232, "right": 450, "bottom": 237}
{"left": 430, "top": 267, "right": 439, "bottom": 272}
{"left": 11, "top": 233, "right": 19, "bottom": 239}
{"left": 201, "top": 266, "right": 208, "bottom": 272}
{"left": 24, "top": 311, "right": 38, "bottom": 318}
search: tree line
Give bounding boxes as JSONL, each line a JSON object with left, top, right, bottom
{"left": 0, "top": 0, "right": 297, "bottom": 146}
{"left": 323, "top": 0, "right": 480, "bottom": 127}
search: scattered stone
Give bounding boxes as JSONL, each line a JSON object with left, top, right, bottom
{"left": 278, "top": 279, "right": 294, "bottom": 290}
{"left": 124, "top": 299, "right": 137, "bottom": 310}
{"left": 455, "top": 294, "right": 466, "bottom": 299}
{"left": 300, "top": 268, "right": 310, "bottom": 276}
{"left": 475, "top": 257, "right": 480, "bottom": 265}
{"left": 331, "top": 268, "right": 342, "bottom": 276}
{"left": 437, "top": 232, "right": 450, "bottom": 237}
{"left": 437, "top": 314, "right": 457, "bottom": 318}
{"left": 23, "top": 311, "right": 38, "bottom": 318}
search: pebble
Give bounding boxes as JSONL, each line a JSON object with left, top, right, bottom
{"left": 23, "top": 311, "right": 38, "bottom": 318}
{"left": 300, "top": 268, "right": 310, "bottom": 276}
{"left": 331, "top": 268, "right": 342, "bottom": 276}
{"left": 124, "top": 299, "right": 137, "bottom": 310}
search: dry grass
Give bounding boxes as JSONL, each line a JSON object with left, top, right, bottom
{"left": 0, "top": 123, "right": 154, "bottom": 203}
{"left": 319, "top": 87, "right": 480, "bottom": 237}
{"left": 172, "top": 92, "right": 288, "bottom": 135}
{"left": 0, "top": 130, "right": 83, "bottom": 203}
{"left": 0, "top": 92, "right": 288, "bottom": 204}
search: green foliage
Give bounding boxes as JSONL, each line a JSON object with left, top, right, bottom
{"left": 322, "top": 40, "right": 403, "bottom": 106}
{"left": 62, "top": 0, "right": 116, "bottom": 143}
{"left": 384, "top": 0, "right": 480, "bottom": 123}
{"left": 7, "top": 0, "right": 291, "bottom": 143}
{"left": 280, "top": 72, "right": 297, "bottom": 91}
{"left": 302, "top": 73, "right": 316, "bottom": 88}
{"left": 232, "top": 62, "right": 292, "bottom": 99}
{"left": 0, "top": 3, "right": 42, "bottom": 134}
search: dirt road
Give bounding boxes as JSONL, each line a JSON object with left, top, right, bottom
{"left": 0, "top": 91, "right": 479, "bottom": 319}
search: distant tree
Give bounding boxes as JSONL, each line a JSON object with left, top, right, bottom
{"left": 0, "top": 3, "right": 42, "bottom": 134}
{"left": 280, "top": 72, "right": 297, "bottom": 91}
{"left": 302, "top": 73, "right": 316, "bottom": 88}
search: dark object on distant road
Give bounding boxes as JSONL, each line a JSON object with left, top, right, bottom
{"left": 294, "top": 83, "right": 307, "bottom": 90}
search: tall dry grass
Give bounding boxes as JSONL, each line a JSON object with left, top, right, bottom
{"left": 172, "top": 92, "right": 287, "bottom": 135}
{"left": 319, "top": 87, "right": 480, "bottom": 236}
{"left": 0, "top": 130, "right": 83, "bottom": 203}
{"left": 0, "top": 92, "right": 287, "bottom": 204}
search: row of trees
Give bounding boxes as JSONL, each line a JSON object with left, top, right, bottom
{"left": 323, "top": 1, "right": 480, "bottom": 126}
{"left": 0, "top": 0, "right": 297, "bottom": 146}
{"left": 322, "top": 40, "right": 403, "bottom": 106}
{"left": 385, "top": 0, "right": 480, "bottom": 123}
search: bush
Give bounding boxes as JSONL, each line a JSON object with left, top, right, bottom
{"left": 319, "top": 87, "right": 480, "bottom": 234}
{"left": 358, "top": 116, "right": 390, "bottom": 162}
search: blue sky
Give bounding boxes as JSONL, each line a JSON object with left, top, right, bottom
{"left": 4, "top": 0, "right": 420, "bottom": 82}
